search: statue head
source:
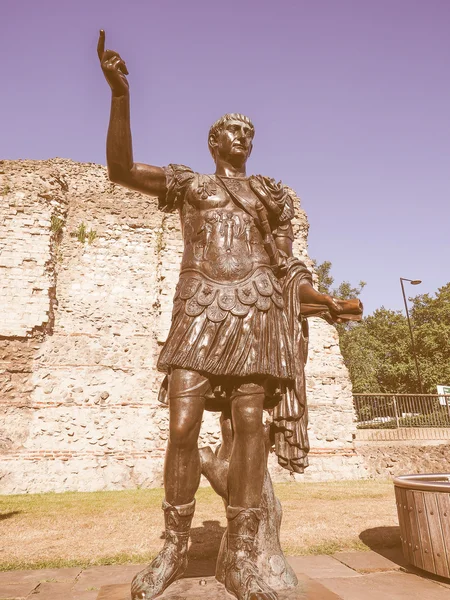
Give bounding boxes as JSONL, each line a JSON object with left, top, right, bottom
{"left": 208, "top": 113, "right": 255, "bottom": 166}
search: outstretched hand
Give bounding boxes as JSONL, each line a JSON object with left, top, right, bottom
{"left": 97, "top": 30, "right": 129, "bottom": 96}
{"left": 326, "top": 296, "right": 345, "bottom": 323}
{"left": 326, "top": 295, "right": 363, "bottom": 323}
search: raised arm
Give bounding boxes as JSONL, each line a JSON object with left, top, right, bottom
{"left": 97, "top": 30, "right": 166, "bottom": 197}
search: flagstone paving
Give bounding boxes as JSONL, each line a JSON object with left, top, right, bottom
{"left": 1, "top": 549, "right": 449, "bottom": 599}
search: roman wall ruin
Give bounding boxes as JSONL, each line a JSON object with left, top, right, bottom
{"left": 0, "top": 159, "right": 366, "bottom": 493}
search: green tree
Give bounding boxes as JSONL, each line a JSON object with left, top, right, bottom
{"left": 312, "top": 261, "right": 450, "bottom": 394}
{"left": 339, "top": 308, "right": 415, "bottom": 393}
{"left": 411, "top": 283, "right": 450, "bottom": 393}
{"left": 313, "top": 260, "right": 334, "bottom": 294}
{"left": 339, "top": 286, "right": 450, "bottom": 394}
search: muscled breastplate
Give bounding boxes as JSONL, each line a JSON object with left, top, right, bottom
{"left": 179, "top": 175, "right": 270, "bottom": 283}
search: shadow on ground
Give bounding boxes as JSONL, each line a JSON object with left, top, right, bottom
{"left": 362, "top": 526, "right": 450, "bottom": 586}
{"left": 158, "top": 520, "right": 225, "bottom": 577}
{"left": 0, "top": 510, "right": 21, "bottom": 521}
{"left": 187, "top": 520, "right": 225, "bottom": 577}
{"left": 359, "top": 526, "right": 407, "bottom": 568}
{"left": 360, "top": 525, "right": 401, "bottom": 549}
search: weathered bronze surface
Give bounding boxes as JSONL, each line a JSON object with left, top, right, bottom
{"left": 98, "top": 30, "right": 362, "bottom": 600}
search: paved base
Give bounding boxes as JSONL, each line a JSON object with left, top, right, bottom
{"left": 2, "top": 550, "right": 450, "bottom": 599}
{"left": 96, "top": 574, "right": 340, "bottom": 599}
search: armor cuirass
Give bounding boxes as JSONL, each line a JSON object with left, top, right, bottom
{"left": 157, "top": 164, "right": 311, "bottom": 476}
{"left": 179, "top": 176, "right": 271, "bottom": 283}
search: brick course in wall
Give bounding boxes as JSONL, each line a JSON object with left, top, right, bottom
{"left": 0, "top": 158, "right": 369, "bottom": 494}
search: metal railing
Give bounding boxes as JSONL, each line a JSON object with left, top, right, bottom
{"left": 353, "top": 394, "right": 450, "bottom": 429}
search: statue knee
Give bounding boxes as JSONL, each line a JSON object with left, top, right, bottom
{"left": 167, "top": 386, "right": 206, "bottom": 450}
{"left": 232, "top": 403, "right": 264, "bottom": 438}
{"left": 169, "top": 416, "right": 200, "bottom": 450}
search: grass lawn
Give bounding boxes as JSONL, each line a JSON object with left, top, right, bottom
{"left": 0, "top": 480, "right": 400, "bottom": 572}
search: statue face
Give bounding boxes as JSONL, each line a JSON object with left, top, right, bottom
{"left": 211, "top": 120, "right": 254, "bottom": 165}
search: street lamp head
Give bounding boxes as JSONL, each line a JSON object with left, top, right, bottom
{"left": 410, "top": 280, "right": 422, "bottom": 285}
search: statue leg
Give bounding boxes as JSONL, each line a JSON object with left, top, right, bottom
{"left": 224, "top": 383, "right": 278, "bottom": 600}
{"left": 164, "top": 368, "right": 209, "bottom": 505}
{"left": 202, "top": 391, "right": 297, "bottom": 595}
{"left": 228, "top": 382, "right": 266, "bottom": 508}
{"left": 131, "top": 369, "right": 210, "bottom": 600}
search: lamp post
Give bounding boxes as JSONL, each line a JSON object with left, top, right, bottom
{"left": 400, "top": 277, "right": 423, "bottom": 394}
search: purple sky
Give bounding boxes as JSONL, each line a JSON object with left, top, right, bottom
{"left": 2, "top": 0, "right": 449, "bottom": 314}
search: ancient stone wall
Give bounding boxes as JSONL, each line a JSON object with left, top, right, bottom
{"left": 356, "top": 444, "right": 450, "bottom": 479}
{"left": 0, "top": 159, "right": 364, "bottom": 494}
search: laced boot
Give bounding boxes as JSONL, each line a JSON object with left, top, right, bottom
{"left": 224, "top": 506, "right": 278, "bottom": 600}
{"left": 131, "top": 499, "right": 195, "bottom": 600}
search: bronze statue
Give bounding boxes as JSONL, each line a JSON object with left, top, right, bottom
{"left": 97, "top": 30, "right": 362, "bottom": 600}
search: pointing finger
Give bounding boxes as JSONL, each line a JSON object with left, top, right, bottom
{"left": 97, "top": 29, "right": 105, "bottom": 60}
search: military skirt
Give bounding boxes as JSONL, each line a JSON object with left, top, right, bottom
{"left": 157, "top": 266, "right": 295, "bottom": 380}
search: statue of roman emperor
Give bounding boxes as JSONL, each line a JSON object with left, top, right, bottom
{"left": 98, "top": 30, "right": 360, "bottom": 600}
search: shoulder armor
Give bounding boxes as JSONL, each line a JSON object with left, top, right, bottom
{"left": 251, "top": 175, "right": 295, "bottom": 223}
{"left": 160, "top": 164, "right": 196, "bottom": 212}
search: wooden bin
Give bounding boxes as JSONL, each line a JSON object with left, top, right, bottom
{"left": 394, "top": 473, "right": 450, "bottom": 578}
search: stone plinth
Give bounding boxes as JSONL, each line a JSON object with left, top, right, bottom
{"left": 96, "top": 574, "right": 340, "bottom": 599}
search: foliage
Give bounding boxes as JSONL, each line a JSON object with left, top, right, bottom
{"left": 313, "top": 260, "right": 334, "bottom": 294}
{"left": 76, "top": 222, "right": 87, "bottom": 243}
{"left": 313, "top": 261, "right": 450, "bottom": 395}
{"left": 313, "top": 259, "right": 366, "bottom": 299}
{"left": 87, "top": 230, "right": 97, "bottom": 244}
{"left": 72, "top": 222, "right": 97, "bottom": 245}
{"left": 50, "top": 215, "right": 64, "bottom": 234}
{"left": 341, "top": 286, "right": 450, "bottom": 395}
{"left": 50, "top": 215, "right": 65, "bottom": 247}
{"left": 340, "top": 308, "right": 416, "bottom": 393}
{"left": 410, "top": 283, "right": 450, "bottom": 393}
